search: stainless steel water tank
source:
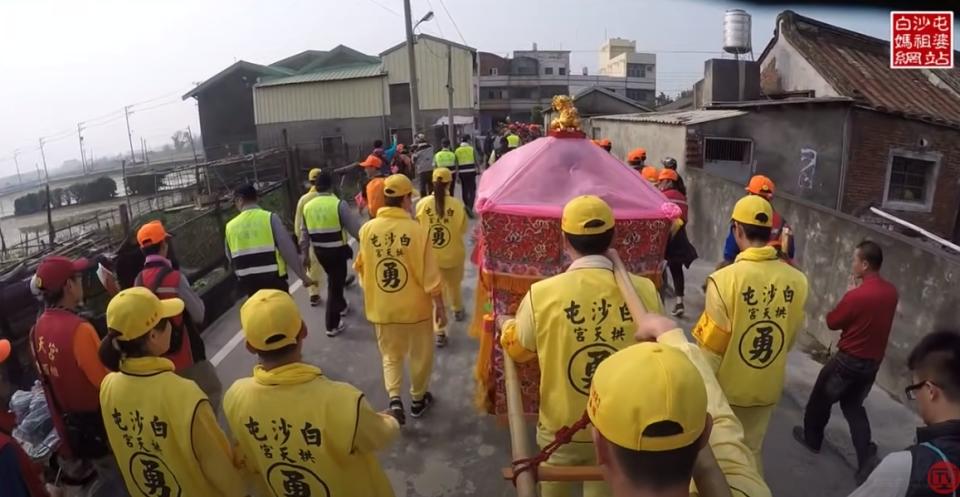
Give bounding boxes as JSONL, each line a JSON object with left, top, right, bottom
{"left": 723, "top": 9, "right": 752, "bottom": 54}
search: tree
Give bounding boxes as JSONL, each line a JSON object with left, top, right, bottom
{"left": 51, "top": 188, "right": 64, "bottom": 208}
{"left": 655, "top": 92, "right": 675, "bottom": 107}
{"left": 171, "top": 130, "right": 189, "bottom": 152}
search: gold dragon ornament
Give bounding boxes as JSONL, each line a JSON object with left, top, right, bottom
{"left": 549, "top": 95, "right": 582, "bottom": 132}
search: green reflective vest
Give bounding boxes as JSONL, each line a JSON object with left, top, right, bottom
{"left": 506, "top": 134, "right": 521, "bottom": 148}
{"left": 303, "top": 194, "right": 346, "bottom": 248}
{"left": 434, "top": 150, "right": 456, "bottom": 168}
{"left": 455, "top": 144, "right": 476, "bottom": 166}
{"left": 225, "top": 208, "right": 286, "bottom": 278}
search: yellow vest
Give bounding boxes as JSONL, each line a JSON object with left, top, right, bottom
{"left": 294, "top": 190, "right": 319, "bottom": 242}
{"left": 225, "top": 208, "right": 287, "bottom": 278}
{"left": 224, "top": 363, "right": 394, "bottom": 497}
{"left": 415, "top": 195, "right": 467, "bottom": 268}
{"left": 356, "top": 207, "right": 434, "bottom": 324}
{"left": 454, "top": 144, "right": 476, "bottom": 166}
{"left": 303, "top": 194, "right": 346, "bottom": 248}
{"left": 434, "top": 150, "right": 456, "bottom": 168}
{"left": 528, "top": 267, "right": 662, "bottom": 441}
{"left": 506, "top": 134, "right": 521, "bottom": 148}
{"left": 100, "top": 357, "right": 216, "bottom": 497}
{"left": 694, "top": 246, "right": 809, "bottom": 407}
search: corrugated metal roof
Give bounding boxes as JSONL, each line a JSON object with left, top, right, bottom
{"left": 772, "top": 11, "right": 960, "bottom": 127}
{"left": 593, "top": 109, "right": 747, "bottom": 125}
{"left": 256, "top": 63, "right": 384, "bottom": 87}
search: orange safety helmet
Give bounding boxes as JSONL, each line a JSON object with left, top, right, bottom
{"left": 598, "top": 138, "right": 612, "bottom": 148}
{"left": 641, "top": 166, "right": 659, "bottom": 183}
{"left": 745, "top": 175, "right": 776, "bottom": 199}
{"left": 626, "top": 147, "right": 647, "bottom": 164}
{"left": 658, "top": 169, "right": 679, "bottom": 182}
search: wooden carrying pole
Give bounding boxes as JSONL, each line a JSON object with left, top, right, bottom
{"left": 503, "top": 356, "right": 538, "bottom": 497}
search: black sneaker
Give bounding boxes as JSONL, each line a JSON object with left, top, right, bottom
{"left": 310, "top": 295, "right": 321, "bottom": 307}
{"left": 326, "top": 321, "right": 346, "bottom": 337}
{"left": 345, "top": 274, "right": 356, "bottom": 288}
{"left": 435, "top": 334, "right": 448, "bottom": 348}
{"left": 388, "top": 397, "right": 405, "bottom": 425}
{"left": 671, "top": 303, "right": 685, "bottom": 317}
{"left": 410, "top": 392, "right": 434, "bottom": 418}
{"left": 792, "top": 426, "right": 821, "bottom": 454}
{"left": 454, "top": 310, "right": 466, "bottom": 322}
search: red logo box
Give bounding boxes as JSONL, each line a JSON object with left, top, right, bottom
{"left": 890, "top": 11, "right": 954, "bottom": 69}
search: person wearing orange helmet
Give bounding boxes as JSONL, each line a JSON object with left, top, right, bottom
{"left": 626, "top": 148, "right": 647, "bottom": 171}
{"left": 599, "top": 138, "right": 612, "bottom": 153}
{"left": 661, "top": 157, "right": 686, "bottom": 195}
{"left": 659, "top": 169, "right": 697, "bottom": 317}
{"left": 640, "top": 166, "right": 659, "bottom": 183}
{"left": 722, "top": 175, "right": 794, "bottom": 263}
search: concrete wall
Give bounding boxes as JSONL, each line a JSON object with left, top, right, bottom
{"left": 195, "top": 66, "right": 263, "bottom": 160}
{"left": 254, "top": 76, "right": 388, "bottom": 124}
{"left": 585, "top": 117, "right": 687, "bottom": 167}
{"left": 257, "top": 116, "right": 386, "bottom": 154}
{"left": 760, "top": 29, "right": 840, "bottom": 98}
{"left": 684, "top": 167, "right": 960, "bottom": 401}
{"left": 693, "top": 103, "right": 848, "bottom": 208}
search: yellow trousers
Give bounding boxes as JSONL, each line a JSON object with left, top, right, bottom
{"left": 434, "top": 264, "right": 465, "bottom": 335}
{"left": 375, "top": 321, "right": 434, "bottom": 400}
{"left": 536, "top": 429, "right": 611, "bottom": 497}
{"left": 306, "top": 245, "right": 325, "bottom": 298}
{"left": 731, "top": 404, "right": 775, "bottom": 475}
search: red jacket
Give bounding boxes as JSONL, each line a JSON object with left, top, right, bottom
{"left": 0, "top": 414, "right": 50, "bottom": 497}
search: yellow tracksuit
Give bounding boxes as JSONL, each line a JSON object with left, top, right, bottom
{"left": 355, "top": 207, "right": 443, "bottom": 400}
{"left": 501, "top": 255, "right": 662, "bottom": 497}
{"left": 295, "top": 188, "right": 325, "bottom": 297}
{"left": 693, "top": 246, "right": 808, "bottom": 472}
{"left": 415, "top": 193, "right": 468, "bottom": 335}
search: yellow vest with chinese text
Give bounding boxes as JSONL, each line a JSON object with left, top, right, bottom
{"left": 694, "top": 246, "right": 809, "bottom": 407}
{"left": 99, "top": 357, "right": 217, "bottom": 497}
{"left": 528, "top": 268, "right": 662, "bottom": 441}
{"left": 225, "top": 208, "right": 287, "bottom": 278}
{"left": 415, "top": 195, "right": 467, "bottom": 269}
{"left": 224, "top": 363, "right": 394, "bottom": 497}
{"left": 433, "top": 150, "right": 456, "bottom": 168}
{"left": 356, "top": 207, "right": 434, "bottom": 324}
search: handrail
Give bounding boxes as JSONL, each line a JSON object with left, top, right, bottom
{"left": 502, "top": 355, "right": 537, "bottom": 497}
{"left": 870, "top": 206, "right": 960, "bottom": 254}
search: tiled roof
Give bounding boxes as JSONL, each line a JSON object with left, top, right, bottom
{"left": 765, "top": 10, "right": 960, "bottom": 127}
{"left": 592, "top": 109, "right": 746, "bottom": 125}
{"left": 255, "top": 63, "right": 384, "bottom": 87}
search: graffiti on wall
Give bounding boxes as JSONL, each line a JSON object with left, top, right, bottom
{"left": 798, "top": 148, "right": 817, "bottom": 191}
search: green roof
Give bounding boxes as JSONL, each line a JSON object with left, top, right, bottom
{"left": 255, "top": 63, "right": 384, "bottom": 88}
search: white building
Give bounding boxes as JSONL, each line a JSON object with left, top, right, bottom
{"left": 599, "top": 38, "right": 657, "bottom": 80}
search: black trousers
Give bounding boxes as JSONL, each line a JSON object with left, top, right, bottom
{"left": 239, "top": 273, "right": 289, "bottom": 298}
{"left": 313, "top": 246, "right": 350, "bottom": 331}
{"left": 418, "top": 171, "right": 433, "bottom": 197}
{"left": 802, "top": 351, "right": 879, "bottom": 468}
{"left": 458, "top": 170, "right": 477, "bottom": 212}
{"left": 667, "top": 260, "right": 685, "bottom": 298}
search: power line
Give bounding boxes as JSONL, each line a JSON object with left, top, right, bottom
{"left": 437, "top": 0, "right": 466, "bottom": 45}
{"left": 424, "top": 0, "right": 445, "bottom": 38}
{"left": 364, "top": 0, "right": 401, "bottom": 16}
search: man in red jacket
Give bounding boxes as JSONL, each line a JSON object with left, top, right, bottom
{"left": 0, "top": 339, "right": 50, "bottom": 497}
{"left": 794, "top": 240, "right": 899, "bottom": 484}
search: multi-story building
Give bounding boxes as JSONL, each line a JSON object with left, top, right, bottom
{"left": 478, "top": 40, "right": 656, "bottom": 130}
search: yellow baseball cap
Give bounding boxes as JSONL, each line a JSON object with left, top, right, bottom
{"left": 561, "top": 195, "right": 614, "bottom": 235}
{"left": 107, "top": 287, "right": 184, "bottom": 341}
{"left": 383, "top": 174, "right": 413, "bottom": 198}
{"left": 588, "top": 343, "right": 707, "bottom": 452}
{"left": 241, "top": 290, "right": 303, "bottom": 351}
{"left": 432, "top": 167, "right": 453, "bottom": 183}
{"left": 308, "top": 168, "right": 322, "bottom": 181}
{"left": 731, "top": 195, "right": 773, "bottom": 228}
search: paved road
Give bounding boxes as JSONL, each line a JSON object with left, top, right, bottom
{"left": 201, "top": 253, "right": 857, "bottom": 497}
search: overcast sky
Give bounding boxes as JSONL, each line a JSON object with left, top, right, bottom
{"left": 0, "top": 0, "right": 911, "bottom": 177}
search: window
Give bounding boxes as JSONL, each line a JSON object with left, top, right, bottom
{"left": 626, "top": 89, "right": 652, "bottom": 102}
{"left": 490, "top": 67, "right": 499, "bottom": 75}
{"left": 544, "top": 67, "right": 554, "bottom": 75}
{"left": 704, "top": 138, "right": 752, "bottom": 164}
{"left": 558, "top": 67, "right": 567, "bottom": 76}
{"left": 627, "top": 63, "right": 645, "bottom": 78}
{"left": 884, "top": 150, "right": 940, "bottom": 211}
{"left": 487, "top": 90, "right": 497, "bottom": 99}
{"left": 320, "top": 136, "right": 343, "bottom": 155}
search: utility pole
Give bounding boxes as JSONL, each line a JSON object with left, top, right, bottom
{"left": 77, "top": 122, "right": 86, "bottom": 174}
{"left": 446, "top": 44, "right": 456, "bottom": 146}
{"left": 186, "top": 125, "right": 199, "bottom": 164}
{"left": 124, "top": 105, "right": 136, "bottom": 163}
{"left": 38, "top": 138, "right": 54, "bottom": 245}
{"left": 403, "top": 0, "right": 422, "bottom": 137}
{"left": 12, "top": 150, "right": 21, "bottom": 184}
{"left": 38, "top": 138, "right": 49, "bottom": 182}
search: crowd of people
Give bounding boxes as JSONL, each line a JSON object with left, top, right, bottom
{"left": 1, "top": 127, "right": 957, "bottom": 497}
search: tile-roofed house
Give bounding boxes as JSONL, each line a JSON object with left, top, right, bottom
{"left": 760, "top": 10, "right": 960, "bottom": 128}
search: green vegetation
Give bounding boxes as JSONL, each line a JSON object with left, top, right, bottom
{"left": 13, "top": 176, "right": 117, "bottom": 215}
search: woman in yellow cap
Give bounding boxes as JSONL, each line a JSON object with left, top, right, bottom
{"left": 98, "top": 288, "right": 244, "bottom": 497}
{"left": 415, "top": 167, "right": 469, "bottom": 347}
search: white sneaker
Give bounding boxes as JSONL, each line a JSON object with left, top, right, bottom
{"left": 340, "top": 300, "right": 350, "bottom": 317}
{"left": 327, "top": 322, "right": 346, "bottom": 337}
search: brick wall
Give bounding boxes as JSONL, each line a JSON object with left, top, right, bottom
{"left": 843, "top": 109, "right": 960, "bottom": 239}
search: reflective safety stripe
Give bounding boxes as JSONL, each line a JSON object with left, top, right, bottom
{"left": 434, "top": 150, "right": 456, "bottom": 167}
{"left": 455, "top": 145, "right": 476, "bottom": 166}
{"left": 304, "top": 195, "right": 346, "bottom": 249}
{"left": 156, "top": 287, "right": 177, "bottom": 294}
{"left": 225, "top": 209, "right": 285, "bottom": 278}
{"left": 235, "top": 265, "right": 281, "bottom": 277}
{"left": 454, "top": 164, "right": 478, "bottom": 174}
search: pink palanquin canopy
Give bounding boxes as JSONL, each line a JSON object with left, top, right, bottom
{"left": 476, "top": 134, "right": 681, "bottom": 221}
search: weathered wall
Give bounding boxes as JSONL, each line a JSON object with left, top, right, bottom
{"left": 254, "top": 77, "right": 389, "bottom": 123}
{"left": 844, "top": 109, "right": 960, "bottom": 240}
{"left": 693, "top": 103, "right": 848, "bottom": 207}
{"left": 196, "top": 67, "right": 263, "bottom": 160}
{"left": 759, "top": 29, "right": 840, "bottom": 98}
{"left": 583, "top": 118, "right": 687, "bottom": 168}
{"left": 256, "top": 117, "right": 386, "bottom": 161}
{"left": 382, "top": 37, "right": 476, "bottom": 110}
{"left": 685, "top": 167, "right": 960, "bottom": 401}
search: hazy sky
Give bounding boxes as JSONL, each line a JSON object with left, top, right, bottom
{"left": 0, "top": 0, "right": 906, "bottom": 178}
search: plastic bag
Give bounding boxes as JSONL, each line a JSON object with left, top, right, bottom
{"left": 9, "top": 381, "right": 59, "bottom": 459}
